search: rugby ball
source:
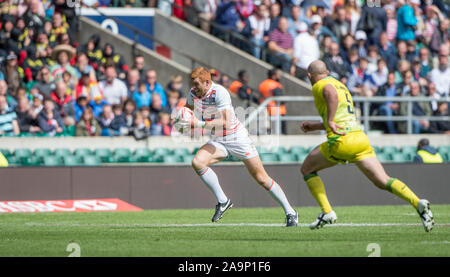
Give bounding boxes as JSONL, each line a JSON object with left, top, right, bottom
{"left": 174, "top": 107, "right": 193, "bottom": 133}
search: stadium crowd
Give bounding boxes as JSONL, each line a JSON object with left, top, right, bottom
{"left": 0, "top": 0, "right": 449, "bottom": 138}
{"left": 159, "top": 0, "right": 450, "bottom": 134}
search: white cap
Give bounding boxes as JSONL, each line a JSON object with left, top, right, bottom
{"left": 355, "top": 30, "right": 367, "bottom": 41}
{"left": 296, "top": 22, "right": 308, "bottom": 33}
{"left": 410, "top": 0, "right": 420, "bottom": 5}
{"left": 310, "top": 15, "right": 322, "bottom": 25}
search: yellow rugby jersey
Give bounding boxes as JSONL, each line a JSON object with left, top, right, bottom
{"left": 312, "top": 76, "right": 361, "bottom": 137}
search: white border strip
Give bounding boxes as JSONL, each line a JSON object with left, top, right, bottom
{"left": 80, "top": 7, "right": 155, "bottom": 16}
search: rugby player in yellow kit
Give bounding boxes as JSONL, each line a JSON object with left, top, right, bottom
{"left": 300, "top": 60, "right": 434, "bottom": 232}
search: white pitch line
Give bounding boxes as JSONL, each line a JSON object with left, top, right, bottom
{"left": 23, "top": 222, "right": 450, "bottom": 228}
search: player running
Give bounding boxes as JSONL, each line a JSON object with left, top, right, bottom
{"left": 300, "top": 60, "right": 434, "bottom": 232}
{"left": 177, "top": 67, "right": 298, "bottom": 227}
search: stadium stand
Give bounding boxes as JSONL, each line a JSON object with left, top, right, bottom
{"left": 0, "top": 0, "right": 448, "bottom": 167}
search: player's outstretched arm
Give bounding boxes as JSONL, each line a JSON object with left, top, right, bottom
{"left": 323, "top": 84, "right": 346, "bottom": 136}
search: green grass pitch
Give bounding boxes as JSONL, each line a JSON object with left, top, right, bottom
{"left": 0, "top": 205, "right": 449, "bottom": 257}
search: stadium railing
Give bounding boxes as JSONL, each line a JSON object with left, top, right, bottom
{"left": 245, "top": 96, "right": 450, "bottom": 135}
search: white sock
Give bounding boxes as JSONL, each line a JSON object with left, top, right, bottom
{"left": 266, "top": 178, "right": 296, "bottom": 216}
{"left": 196, "top": 167, "right": 228, "bottom": 204}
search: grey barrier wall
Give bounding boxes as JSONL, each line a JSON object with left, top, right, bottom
{"left": 0, "top": 164, "right": 448, "bottom": 209}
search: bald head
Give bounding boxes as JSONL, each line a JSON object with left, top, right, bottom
{"left": 307, "top": 60, "right": 329, "bottom": 84}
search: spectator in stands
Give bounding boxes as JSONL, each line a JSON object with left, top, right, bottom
{"left": 50, "top": 11, "right": 69, "bottom": 44}
{"left": 79, "top": 34, "right": 103, "bottom": 71}
{"left": 3, "top": 52, "right": 23, "bottom": 95}
{"left": 370, "top": 58, "right": 388, "bottom": 90}
{"left": 429, "top": 47, "right": 450, "bottom": 98}
{"left": 32, "top": 67, "right": 55, "bottom": 98}
{"left": 266, "top": 2, "right": 280, "bottom": 32}
{"left": 428, "top": 101, "right": 450, "bottom": 134}
{"left": 122, "top": 98, "right": 136, "bottom": 134}
{"left": 429, "top": 18, "right": 449, "bottom": 55}
{"left": 133, "top": 82, "right": 152, "bottom": 110}
{"left": 145, "top": 69, "right": 167, "bottom": 107}
{"left": 132, "top": 55, "right": 146, "bottom": 82}
{"left": 354, "top": 30, "right": 368, "bottom": 58}
{"left": 30, "top": 90, "right": 44, "bottom": 119}
{"left": 166, "top": 74, "right": 184, "bottom": 98}
{"left": 37, "top": 97, "right": 64, "bottom": 136}
{"left": 192, "top": 0, "right": 216, "bottom": 33}
{"left": 75, "top": 73, "right": 97, "bottom": 101}
{"left": 323, "top": 42, "right": 348, "bottom": 81}
{"left": 210, "top": 68, "right": 221, "bottom": 83}
{"left": 384, "top": 4, "right": 397, "bottom": 42}
{"left": 109, "top": 103, "right": 126, "bottom": 136}
{"left": 413, "top": 138, "right": 443, "bottom": 163}
{"left": 98, "top": 104, "right": 116, "bottom": 136}
{"left": 267, "top": 16, "right": 294, "bottom": 72}
{"left": 399, "top": 81, "right": 432, "bottom": 133}
{"left": 331, "top": 5, "right": 350, "bottom": 43}
{"left": 49, "top": 44, "right": 77, "bottom": 84}
{"left": 258, "top": 68, "right": 286, "bottom": 134}
{"left": 140, "top": 106, "right": 152, "bottom": 130}
{"left": 418, "top": 47, "right": 432, "bottom": 78}
{"left": 129, "top": 111, "right": 150, "bottom": 140}
{"left": 229, "top": 69, "right": 257, "bottom": 106}
{"left": 398, "top": 69, "right": 414, "bottom": 95}
{"left": 357, "top": 0, "right": 386, "bottom": 46}
{"left": 151, "top": 111, "right": 172, "bottom": 136}
{"left": 0, "top": 95, "right": 20, "bottom": 136}
{"left": 75, "top": 107, "right": 101, "bottom": 136}
{"left": 347, "top": 57, "right": 374, "bottom": 97}
{"left": 340, "top": 34, "right": 356, "bottom": 65}
{"left": 366, "top": 45, "right": 380, "bottom": 74}
{"left": 214, "top": 0, "right": 243, "bottom": 37}
{"left": 427, "top": 82, "right": 441, "bottom": 112}
{"left": 101, "top": 43, "right": 129, "bottom": 80}
{"left": 53, "top": 0, "right": 78, "bottom": 41}
{"left": 286, "top": 5, "right": 302, "bottom": 40}
{"left": 241, "top": 3, "right": 270, "bottom": 59}
{"left": 377, "top": 32, "right": 397, "bottom": 71}
{"left": 293, "top": 22, "right": 319, "bottom": 80}
{"left": 149, "top": 93, "right": 170, "bottom": 126}
{"left": 99, "top": 66, "right": 128, "bottom": 105}
{"left": 310, "top": 14, "right": 337, "bottom": 43}
{"left": 75, "top": 52, "right": 96, "bottom": 81}
{"left": 15, "top": 96, "right": 41, "bottom": 134}
{"left": 50, "top": 81, "right": 76, "bottom": 126}
{"left": 219, "top": 73, "right": 231, "bottom": 89}
{"left": 166, "top": 88, "right": 182, "bottom": 115}
{"left": 374, "top": 71, "right": 400, "bottom": 134}
{"left": 126, "top": 68, "right": 140, "bottom": 99}
{"left": 23, "top": 0, "right": 46, "bottom": 32}
{"left": 396, "top": 0, "right": 419, "bottom": 42}
{"left": 74, "top": 95, "right": 88, "bottom": 122}
{"left": 89, "top": 88, "right": 108, "bottom": 118}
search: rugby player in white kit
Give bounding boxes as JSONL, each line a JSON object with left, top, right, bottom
{"left": 177, "top": 67, "right": 298, "bottom": 226}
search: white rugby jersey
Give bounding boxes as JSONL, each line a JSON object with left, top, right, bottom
{"left": 187, "top": 82, "right": 244, "bottom": 137}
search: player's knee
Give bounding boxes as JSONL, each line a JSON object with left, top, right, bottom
{"left": 191, "top": 156, "right": 206, "bottom": 171}
{"left": 300, "top": 164, "right": 312, "bottom": 176}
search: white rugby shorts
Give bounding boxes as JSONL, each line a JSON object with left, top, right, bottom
{"left": 206, "top": 128, "right": 259, "bottom": 160}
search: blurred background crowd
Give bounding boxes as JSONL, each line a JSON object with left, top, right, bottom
{"left": 0, "top": 0, "right": 448, "bottom": 139}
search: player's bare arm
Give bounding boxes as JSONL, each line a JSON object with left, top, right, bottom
{"left": 301, "top": 121, "right": 325, "bottom": 133}
{"left": 323, "top": 84, "right": 346, "bottom": 136}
